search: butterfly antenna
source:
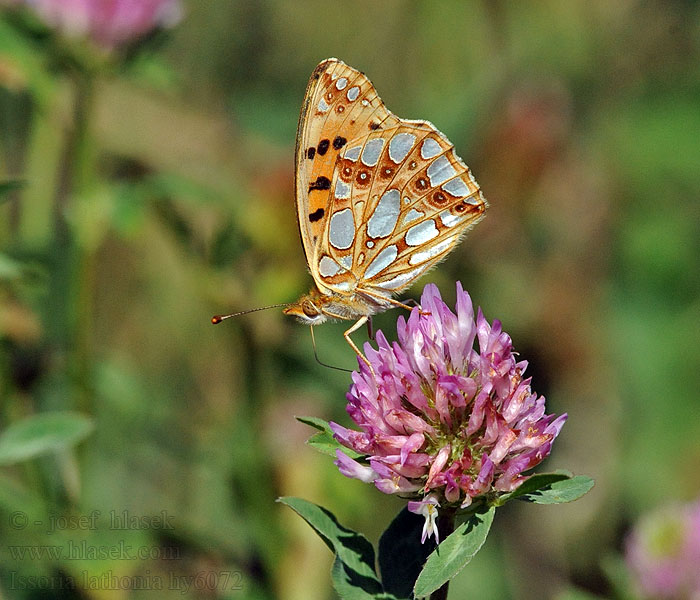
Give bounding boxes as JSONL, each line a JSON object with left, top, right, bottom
{"left": 211, "top": 303, "right": 290, "bottom": 324}
{"left": 309, "top": 326, "right": 352, "bottom": 373}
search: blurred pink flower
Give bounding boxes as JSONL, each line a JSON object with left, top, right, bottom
{"left": 331, "top": 282, "right": 566, "bottom": 510}
{"left": 625, "top": 500, "right": 700, "bottom": 599}
{"left": 5, "top": 0, "right": 182, "bottom": 50}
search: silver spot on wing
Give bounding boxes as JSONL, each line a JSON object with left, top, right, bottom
{"left": 405, "top": 219, "right": 439, "bottom": 246}
{"left": 329, "top": 208, "right": 355, "bottom": 250}
{"left": 364, "top": 245, "right": 398, "bottom": 278}
{"left": 367, "top": 189, "right": 400, "bottom": 238}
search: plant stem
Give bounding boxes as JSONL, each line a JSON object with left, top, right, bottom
{"left": 67, "top": 68, "right": 98, "bottom": 416}
{"left": 430, "top": 508, "right": 457, "bottom": 600}
{"left": 71, "top": 71, "right": 97, "bottom": 198}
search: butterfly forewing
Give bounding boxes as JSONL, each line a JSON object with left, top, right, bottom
{"left": 294, "top": 58, "right": 487, "bottom": 315}
{"left": 295, "top": 59, "right": 399, "bottom": 268}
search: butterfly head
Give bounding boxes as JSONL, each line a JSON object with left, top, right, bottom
{"left": 283, "top": 292, "right": 329, "bottom": 325}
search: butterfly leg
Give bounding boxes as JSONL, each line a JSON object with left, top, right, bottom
{"left": 402, "top": 298, "right": 421, "bottom": 308}
{"left": 401, "top": 297, "right": 432, "bottom": 316}
{"left": 343, "top": 316, "right": 373, "bottom": 370}
{"left": 366, "top": 315, "right": 374, "bottom": 340}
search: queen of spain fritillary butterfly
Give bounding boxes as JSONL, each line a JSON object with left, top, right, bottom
{"left": 282, "top": 58, "right": 487, "bottom": 357}
{"left": 213, "top": 58, "right": 487, "bottom": 362}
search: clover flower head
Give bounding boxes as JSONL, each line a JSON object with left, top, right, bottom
{"left": 331, "top": 282, "right": 566, "bottom": 520}
{"left": 5, "top": 0, "right": 183, "bottom": 50}
{"left": 625, "top": 500, "right": 700, "bottom": 599}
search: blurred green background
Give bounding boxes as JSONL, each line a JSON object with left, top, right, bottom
{"left": 1, "top": 1, "right": 699, "bottom": 598}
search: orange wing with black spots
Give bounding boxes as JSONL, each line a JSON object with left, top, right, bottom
{"left": 295, "top": 58, "right": 487, "bottom": 302}
{"left": 295, "top": 58, "right": 400, "bottom": 268}
{"left": 296, "top": 59, "right": 487, "bottom": 297}
{"left": 216, "top": 58, "right": 486, "bottom": 358}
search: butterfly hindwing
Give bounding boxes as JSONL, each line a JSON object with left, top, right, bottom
{"left": 359, "top": 128, "right": 486, "bottom": 293}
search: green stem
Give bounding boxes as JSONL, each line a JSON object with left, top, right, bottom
{"left": 67, "top": 69, "right": 98, "bottom": 416}
{"left": 20, "top": 86, "right": 63, "bottom": 248}
{"left": 71, "top": 72, "right": 98, "bottom": 196}
{"left": 429, "top": 508, "right": 457, "bottom": 600}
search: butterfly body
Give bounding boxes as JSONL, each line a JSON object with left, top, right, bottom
{"left": 284, "top": 58, "right": 487, "bottom": 336}
{"left": 284, "top": 284, "right": 393, "bottom": 326}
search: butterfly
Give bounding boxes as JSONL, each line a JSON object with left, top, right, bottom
{"left": 213, "top": 58, "right": 487, "bottom": 362}
{"left": 282, "top": 58, "right": 487, "bottom": 357}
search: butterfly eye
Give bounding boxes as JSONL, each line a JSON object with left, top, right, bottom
{"left": 302, "top": 300, "right": 321, "bottom": 318}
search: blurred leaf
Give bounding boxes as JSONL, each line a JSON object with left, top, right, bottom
{"left": 378, "top": 507, "right": 436, "bottom": 599}
{"left": 147, "top": 172, "right": 222, "bottom": 207}
{"left": 0, "top": 412, "right": 94, "bottom": 465}
{"left": 414, "top": 506, "right": 495, "bottom": 598}
{"left": 600, "top": 553, "right": 637, "bottom": 600}
{"left": 0, "top": 179, "right": 24, "bottom": 200}
{"left": 0, "top": 253, "right": 23, "bottom": 280}
{"left": 0, "top": 472, "right": 46, "bottom": 514}
{"left": 278, "top": 497, "right": 384, "bottom": 598}
{"left": 64, "top": 187, "right": 114, "bottom": 251}
{"left": 120, "top": 34, "right": 181, "bottom": 87}
{"left": 0, "top": 18, "right": 56, "bottom": 107}
{"left": 109, "top": 181, "right": 148, "bottom": 236}
{"left": 297, "top": 416, "right": 364, "bottom": 459}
